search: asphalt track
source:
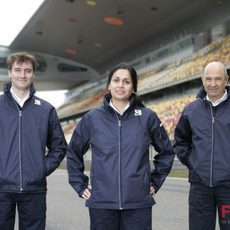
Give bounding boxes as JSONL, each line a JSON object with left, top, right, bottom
{"left": 14, "top": 170, "right": 220, "bottom": 230}
{"left": 46, "top": 170, "right": 189, "bottom": 230}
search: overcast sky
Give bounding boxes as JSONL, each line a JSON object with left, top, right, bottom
{"left": 1, "top": 1, "right": 67, "bottom": 108}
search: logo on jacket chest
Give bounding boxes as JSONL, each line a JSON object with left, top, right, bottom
{"left": 134, "top": 109, "right": 142, "bottom": 116}
{"left": 34, "top": 99, "right": 41, "bottom": 105}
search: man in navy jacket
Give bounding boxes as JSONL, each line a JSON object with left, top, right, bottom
{"left": 0, "top": 52, "right": 67, "bottom": 230}
{"left": 174, "top": 61, "right": 230, "bottom": 230}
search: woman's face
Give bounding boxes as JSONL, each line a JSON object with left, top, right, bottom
{"left": 108, "top": 69, "right": 134, "bottom": 102}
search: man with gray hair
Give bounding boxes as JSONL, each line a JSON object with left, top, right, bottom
{"left": 174, "top": 61, "right": 230, "bottom": 230}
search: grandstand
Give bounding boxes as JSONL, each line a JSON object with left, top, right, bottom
{"left": 148, "top": 94, "right": 196, "bottom": 140}
{"left": 58, "top": 34, "right": 230, "bottom": 136}
{"left": 58, "top": 17, "right": 230, "bottom": 171}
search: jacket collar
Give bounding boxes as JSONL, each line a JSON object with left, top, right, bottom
{"left": 4, "top": 82, "right": 36, "bottom": 98}
{"left": 103, "top": 93, "right": 138, "bottom": 113}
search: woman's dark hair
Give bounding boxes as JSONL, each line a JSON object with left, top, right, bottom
{"left": 106, "top": 63, "right": 138, "bottom": 92}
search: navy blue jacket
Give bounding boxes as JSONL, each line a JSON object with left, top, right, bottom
{"left": 0, "top": 82, "right": 67, "bottom": 193}
{"left": 67, "top": 93, "right": 175, "bottom": 209}
{"left": 174, "top": 87, "right": 230, "bottom": 187}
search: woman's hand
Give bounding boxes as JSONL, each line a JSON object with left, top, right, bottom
{"left": 82, "top": 185, "right": 92, "bottom": 200}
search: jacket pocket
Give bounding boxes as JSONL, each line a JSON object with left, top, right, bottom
{"left": 123, "top": 165, "right": 151, "bottom": 204}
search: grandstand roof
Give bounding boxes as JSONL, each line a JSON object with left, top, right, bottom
{"left": 8, "top": 0, "right": 228, "bottom": 90}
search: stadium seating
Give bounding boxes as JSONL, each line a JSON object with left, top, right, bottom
{"left": 138, "top": 35, "right": 230, "bottom": 93}
{"left": 147, "top": 94, "right": 196, "bottom": 140}
{"left": 60, "top": 35, "right": 229, "bottom": 141}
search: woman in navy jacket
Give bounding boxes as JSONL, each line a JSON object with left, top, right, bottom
{"left": 67, "top": 63, "right": 175, "bottom": 230}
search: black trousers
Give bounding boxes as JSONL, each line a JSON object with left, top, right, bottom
{"left": 189, "top": 183, "right": 230, "bottom": 230}
{"left": 0, "top": 192, "right": 46, "bottom": 230}
{"left": 89, "top": 207, "right": 152, "bottom": 230}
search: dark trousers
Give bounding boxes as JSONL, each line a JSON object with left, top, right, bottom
{"left": 189, "top": 183, "right": 230, "bottom": 230}
{"left": 89, "top": 207, "right": 152, "bottom": 230}
{"left": 0, "top": 192, "right": 46, "bottom": 230}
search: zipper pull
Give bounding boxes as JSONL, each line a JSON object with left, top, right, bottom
{"left": 19, "top": 110, "right": 22, "bottom": 117}
{"left": 212, "top": 117, "right": 215, "bottom": 123}
{"left": 118, "top": 120, "right": 121, "bottom": 127}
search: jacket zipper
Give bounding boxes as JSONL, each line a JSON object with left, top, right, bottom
{"left": 209, "top": 104, "right": 214, "bottom": 187}
{"left": 8, "top": 90, "right": 33, "bottom": 192}
{"left": 115, "top": 113, "right": 122, "bottom": 210}
{"left": 18, "top": 110, "right": 23, "bottom": 191}
{"left": 10, "top": 96, "right": 24, "bottom": 192}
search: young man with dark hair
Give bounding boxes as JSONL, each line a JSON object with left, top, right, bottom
{"left": 0, "top": 51, "right": 67, "bottom": 230}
